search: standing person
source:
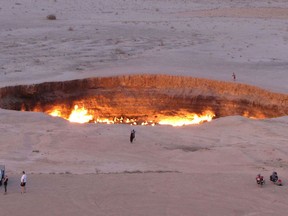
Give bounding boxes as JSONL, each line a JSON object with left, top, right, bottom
{"left": 20, "top": 171, "right": 27, "bottom": 194}
{"left": 232, "top": 72, "right": 236, "bottom": 81}
{"left": 0, "top": 169, "right": 2, "bottom": 187}
{"left": 130, "top": 129, "right": 136, "bottom": 143}
{"left": 3, "top": 175, "right": 8, "bottom": 194}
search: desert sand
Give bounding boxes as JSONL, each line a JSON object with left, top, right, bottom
{"left": 0, "top": 0, "right": 288, "bottom": 215}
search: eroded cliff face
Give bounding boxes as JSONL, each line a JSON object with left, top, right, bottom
{"left": 0, "top": 74, "right": 287, "bottom": 123}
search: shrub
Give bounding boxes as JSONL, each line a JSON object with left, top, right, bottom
{"left": 47, "top": 14, "right": 56, "bottom": 20}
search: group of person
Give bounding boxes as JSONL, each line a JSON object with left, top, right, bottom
{"left": 0, "top": 171, "right": 27, "bottom": 195}
{"left": 256, "top": 171, "right": 282, "bottom": 186}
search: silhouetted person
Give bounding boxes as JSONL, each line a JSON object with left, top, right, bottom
{"left": 130, "top": 129, "right": 136, "bottom": 143}
{"left": 0, "top": 169, "right": 2, "bottom": 187}
{"left": 270, "top": 171, "right": 278, "bottom": 183}
{"left": 3, "top": 175, "right": 8, "bottom": 194}
{"left": 232, "top": 72, "right": 236, "bottom": 81}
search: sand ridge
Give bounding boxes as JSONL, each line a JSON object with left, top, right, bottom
{"left": 179, "top": 7, "right": 288, "bottom": 19}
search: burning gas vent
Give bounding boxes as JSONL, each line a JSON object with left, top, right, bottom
{"left": 0, "top": 75, "right": 287, "bottom": 126}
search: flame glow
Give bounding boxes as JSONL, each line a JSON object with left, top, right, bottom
{"left": 243, "top": 111, "right": 266, "bottom": 119}
{"left": 158, "top": 111, "right": 215, "bottom": 126}
{"left": 44, "top": 104, "right": 216, "bottom": 126}
{"left": 49, "top": 109, "right": 62, "bottom": 117}
{"left": 68, "top": 105, "right": 93, "bottom": 123}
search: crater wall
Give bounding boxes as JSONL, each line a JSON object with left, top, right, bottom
{"left": 0, "top": 74, "right": 287, "bottom": 121}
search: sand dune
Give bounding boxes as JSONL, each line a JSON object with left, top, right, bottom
{"left": 1, "top": 109, "right": 288, "bottom": 215}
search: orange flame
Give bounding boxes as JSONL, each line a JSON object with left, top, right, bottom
{"left": 243, "top": 111, "right": 266, "bottom": 119}
{"left": 158, "top": 110, "right": 215, "bottom": 126}
{"left": 45, "top": 105, "right": 215, "bottom": 126}
{"left": 68, "top": 105, "right": 93, "bottom": 123}
{"left": 49, "top": 109, "right": 62, "bottom": 117}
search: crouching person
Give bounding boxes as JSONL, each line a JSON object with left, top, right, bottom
{"left": 270, "top": 171, "right": 278, "bottom": 183}
{"left": 256, "top": 174, "right": 265, "bottom": 186}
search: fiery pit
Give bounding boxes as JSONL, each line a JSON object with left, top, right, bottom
{"left": 0, "top": 74, "right": 287, "bottom": 126}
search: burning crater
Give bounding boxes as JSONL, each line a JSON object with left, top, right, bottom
{"left": 0, "top": 74, "right": 287, "bottom": 126}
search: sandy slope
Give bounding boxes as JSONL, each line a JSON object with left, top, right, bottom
{"left": 0, "top": 109, "right": 288, "bottom": 175}
{"left": 1, "top": 110, "right": 288, "bottom": 215}
{"left": 1, "top": 0, "right": 288, "bottom": 215}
